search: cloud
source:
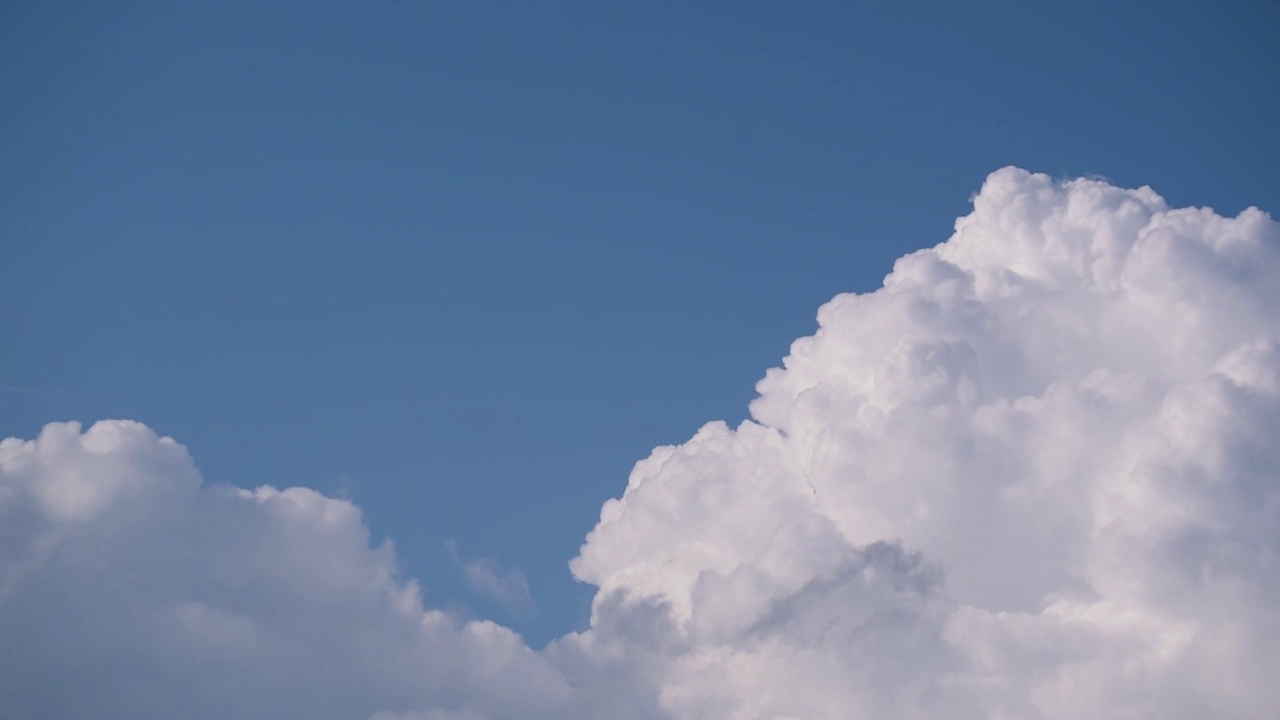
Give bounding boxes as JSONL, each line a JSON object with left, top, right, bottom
{"left": 0, "top": 421, "right": 572, "bottom": 720}
{"left": 3, "top": 168, "right": 1278, "bottom": 719}
{"left": 446, "top": 540, "right": 537, "bottom": 617}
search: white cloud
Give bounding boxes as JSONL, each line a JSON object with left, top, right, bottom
{"left": 2, "top": 168, "right": 1278, "bottom": 719}
{"left": 0, "top": 421, "right": 572, "bottom": 720}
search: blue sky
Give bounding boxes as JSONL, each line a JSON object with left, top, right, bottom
{"left": 3, "top": 0, "right": 1277, "bottom": 647}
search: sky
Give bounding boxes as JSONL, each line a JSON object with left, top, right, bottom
{"left": 2, "top": 3, "right": 1279, "bottom": 718}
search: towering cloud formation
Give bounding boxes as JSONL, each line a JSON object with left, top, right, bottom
{"left": 3, "top": 168, "right": 1277, "bottom": 719}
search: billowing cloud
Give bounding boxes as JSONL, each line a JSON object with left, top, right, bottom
{"left": 0, "top": 421, "right": 575, "bottom": 719}
{"left": 2, "top": 168, "right": 1277, "bottom": 719}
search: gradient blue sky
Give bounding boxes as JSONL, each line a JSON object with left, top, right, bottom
{"left": 3, "top": 1, "right": 1277, "bottom": 645}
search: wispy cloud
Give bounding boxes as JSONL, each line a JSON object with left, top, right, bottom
{"left": 446, "top": 540, "right": 536, "bottom": 617}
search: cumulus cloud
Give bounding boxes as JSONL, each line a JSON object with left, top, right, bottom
{"left": 0, "top": 421, "right": 571, "bottom": 720}
{"left": 2, "top": 168, "right": 1277, "bottom": 719}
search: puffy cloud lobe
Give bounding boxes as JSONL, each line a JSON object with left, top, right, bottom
{"left": 0, "top": 421, "right": 570, "bottom": 720}
{"left": 574, "top": 168, "right": 1280, "bottom": 718}
{"left": 2, "top": 168, "right": 1277, "bottom": 719}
